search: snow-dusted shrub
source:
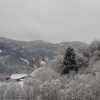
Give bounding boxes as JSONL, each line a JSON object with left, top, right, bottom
{"left": 22, "top": 85, "right": 39, "bottom": 100}
{"left": 50, "top": 55, "right": 64, "bottom": 74}
{"left": 40, "top": 79, "right": 62, "bottom": 100}
{"left": 89, "top": 40, "right": 100, "bottom": 55}
{"left": 76, "top": 52, "right": 89, "bottom": 69}
{"left": 0, "top": 83, "right": 7, "bottom": 99}
{"left": 91, "top": 61, "right": 100, "bottom": 73}
{"left": 80, "top": 60, "right": 100, "bottom": 75}
{"left": 3, "top": 82, "right": 22, "bottom": 99}
{"left": 22, "top": 78, "right": 41, "bottom": 100}
{"left": 39, "top": 67, "right": 60, "bottom": 82}
{"left": 57, "top": 72, "right": 100, "bottom": 100}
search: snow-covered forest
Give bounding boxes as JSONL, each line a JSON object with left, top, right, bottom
{"left": 0, "top": 0, "right": 100, "bottom": 99}
{"left": 0, "top": 39, "right": 100, "bottom": 100}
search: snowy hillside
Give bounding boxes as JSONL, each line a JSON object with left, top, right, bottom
{"left": 0, "top": 37, "right": 87, "bottom": 76}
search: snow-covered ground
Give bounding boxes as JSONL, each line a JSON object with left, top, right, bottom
{"left": 0, "top": 49, "right": 2, "bottom": 53}
{"left": 20, "top": 57, "right": 29, "bottom": 65}
{"left": 30, "top": 68, "right": 42, "bottom": 76}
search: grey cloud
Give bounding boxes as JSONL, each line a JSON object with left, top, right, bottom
{"left": 0, "top": 0, "right": 100, "bottom": 43}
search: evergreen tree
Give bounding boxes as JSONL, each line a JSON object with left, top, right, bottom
{"left": 62, "top": 47, "right": 78, "bottom": 74}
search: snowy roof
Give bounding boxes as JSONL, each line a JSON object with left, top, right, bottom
{"left": 10, "top": 74, "right": 27, "bottom": 80}
{"left": 40, "top": 61, "right": 46, "bottom": 65}
{"left": 30, "top": 68, "right": 42, "bottom": 76}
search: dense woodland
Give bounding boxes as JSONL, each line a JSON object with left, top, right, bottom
{"left": 0, "top": 39, "right": 100, "bottom": 100}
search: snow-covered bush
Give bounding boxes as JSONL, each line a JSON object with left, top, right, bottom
{"left": 39, "top": 67, "right": 60, "bottom": 82}
{"left": 0, "top": 83, "right": 7, "bottom": 99}
{"left": 22, "top": 78, "right": 42, "bottom": 100}
{"left": 40, "top": 79, "right": 62, "bottom": 100}
{"left": 76, "top": 52, "right": 89, "bottom": 69}
{"left": 3, "top": 82, "right": 22, "bottom": 99}
{"left": 50, "top": 55, "right": 64, "bottom": 74}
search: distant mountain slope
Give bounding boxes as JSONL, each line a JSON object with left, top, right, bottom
{"left": 0, "top": 37, "right": 88, "bottom": 75}
{"left": 55, "top": 41, "right": 88, "bottom": 54}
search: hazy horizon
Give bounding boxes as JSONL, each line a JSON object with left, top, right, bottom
{"left": 0, "top": 36, "right": 91, "bottom": 44}
{"left": 0, "top": 0, "right": 100, "bottom": 43}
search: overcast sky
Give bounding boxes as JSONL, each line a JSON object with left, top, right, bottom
{"left": 0, "top": 0, "right": 100, "bottom": 43}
